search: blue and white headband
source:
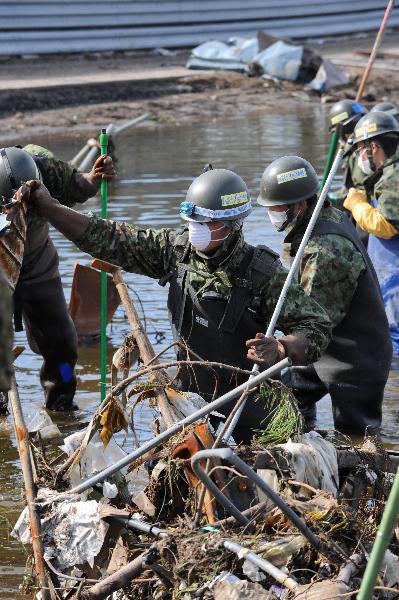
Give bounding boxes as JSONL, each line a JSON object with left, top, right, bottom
{"left": 180, "top": 200, "right": 251, "bottom": 220}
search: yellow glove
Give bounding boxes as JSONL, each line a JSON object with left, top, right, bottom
{"left": 343, "top": 188, "right": 398, "bottom": 239}
{"left": 343, "top": 187, "right": 367, "bottom": 212}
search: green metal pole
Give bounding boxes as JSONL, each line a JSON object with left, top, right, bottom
{"left": 320, "top": 129, "right": 339, "bottom": 192}
{"left": 99, "top": 128, "right": 108, "bottom": 401}
{"left": 357, "top": 466, "right": 399, "bottom": 600}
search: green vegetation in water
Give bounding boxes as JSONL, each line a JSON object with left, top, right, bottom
{"left": 254, "top": 381, "right": 304, "bottom": 446}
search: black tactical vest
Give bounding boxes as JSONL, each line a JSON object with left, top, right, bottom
{"left": 166, "top": 234, "right": 279, "bottom": 402}
{"left": 308, "top": 215, "right": 392, "bottom": 386}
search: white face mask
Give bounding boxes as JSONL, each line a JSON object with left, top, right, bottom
{"left": 267, "top": 208, "right": 289, "bottom": 231}
{"left": 358, "top": 154, "right": 373, "bottom": 176}
{"left": 188, "top": 222, "right": 228, "bottom": 251}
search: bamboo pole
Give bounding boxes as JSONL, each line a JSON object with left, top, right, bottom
{"left": 355, "top": 0, "right": 395, "bottom": 102}
{"left": 8, "top": 372, "right": 50, "bottom": 600}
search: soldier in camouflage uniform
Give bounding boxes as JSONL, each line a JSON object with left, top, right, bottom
{"left": 0, "top": 266, "right": 13, "bottom": 397}
{"left": 22, "top": 167, "right": 332, "bottom": 443}
{"left": 327, "top": 99, "right": 368, "bottom": 210}
{"left": 259, "top": 155, "right": 392, "bottom": 435}
{"left": 0, "top": 145, "right": 115, "bottom": 410}
{"left": 344, "top": 112, "right": 399, "bottom": 350}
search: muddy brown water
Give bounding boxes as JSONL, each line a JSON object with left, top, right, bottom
{"left": 1, "top": 107, "right": 398, "bottom": 598}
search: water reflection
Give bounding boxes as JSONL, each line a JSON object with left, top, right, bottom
{"left": 0, "top": 107, "right": 397, "bottom": 596}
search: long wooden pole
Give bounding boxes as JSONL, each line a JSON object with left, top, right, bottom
{"left": 355, "top": 0, "right": 395, "bottom": 102}
{"left": 8, "top": 373, "right": 50, "bottom": 600}
{"left": 92, "top": 259, "right": 176, "bottom": 427}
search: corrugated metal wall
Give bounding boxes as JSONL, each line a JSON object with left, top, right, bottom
{"left": 1, "top": 1, "right": 398, "bottom": 56}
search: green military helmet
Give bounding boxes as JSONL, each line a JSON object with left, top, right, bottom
{"left": 257, "top": 156, "right": 319, "bottom": 207}
{"left": 328, "top": 99, "right": 367, "bottom": 131}
{"left": 353, "top": 111, "right": 399, "bottom": 144}
{"left": 180, "top": 168, "right": 251, "bottom": 222}
{"left": 0, "top": 147, "right": 40, "bottom": 201}
{"left": 371, "top": 101, "right": 399, "bottom": 120}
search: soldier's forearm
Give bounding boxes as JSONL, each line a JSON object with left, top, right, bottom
{"left": 280, "top": 333, "right": 309, "bottom": 365}
{"left": 43, "top": 201, "right": 90, "bottom": 241}
{"left": 69, "top": 172, "right": 99, "bottom": 204}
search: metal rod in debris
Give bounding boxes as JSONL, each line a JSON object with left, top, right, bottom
{"left": 75, "top": 114, "right": 149, "bottom": 172}
{"left": 116, "top": 517, "right": 169, "bottom": 539}
{"left": 222, "top": 143, "right": 346, "bottom": 443}
{"left": 355, "top": 0, "right": 395, "bottom": 102}
{"left": 191, "top": 447, "right": 323, "bottom": 551}
{"left": 192, "top": 451, "right": 250, "bottom": 526}
{"left": 223, "top": 539, "right": 298, "bottom": 591}
{"left": 357, "top": 466, "right": 399, "bottom": 600}
{"left": 77, "top": 145, "right": 101, "bottom": 173}
{"left": 66, "top": 357, "right": 290, "bottom": 495}
{"left": 113, "top": 113, "right": 149, "bottom": 136}
{"left": 70, "top": 138, "right": 98, "bottom": 167}
{"left": 8, "top": 372, "right": 50, "bottom": 600}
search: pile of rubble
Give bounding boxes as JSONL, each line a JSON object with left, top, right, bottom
{"left": 10, "top": 364, "right": 399, "bottom": 599}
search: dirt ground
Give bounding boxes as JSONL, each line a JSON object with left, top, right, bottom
{"left": 0, "top": 31, "right": 398, "bottom": 145}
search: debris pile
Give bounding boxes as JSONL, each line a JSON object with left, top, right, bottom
{"left": 186, "top": 31, "right": 349, "bottom": 92}
{"left": 7, "top": 261, "right": 399, "bottom": 599}
{"left": 10, "top": 361, "right": 399, "bottom": 599}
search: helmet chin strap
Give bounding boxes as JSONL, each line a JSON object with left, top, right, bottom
{"left": 365, "top": 140, "right": 377, "bottom": 172}
{"left": 282, "top": 204, "right": 300, "bottom": 231}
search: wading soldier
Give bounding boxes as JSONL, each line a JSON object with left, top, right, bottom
{"left": 0, "top": 145, "right": 115, "bottom": 411}
{"left": 371, "top": 101, "right": 399, "bottom": 121}
{"left": 19, "top": 168, "right": 331, "bottom": 443}
{"left": 327, "top": 99, "right": 368, "bottom": 209}
{"left": 344, "top": 111, "right": 399, "bottom": 350}
{"left": 258, "top": 155, "right": 392, "bottom": 435}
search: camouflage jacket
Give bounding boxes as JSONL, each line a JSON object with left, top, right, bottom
{"left": 364, "top": 150, "right": 399, "bottom": 231}
{"left": 23, "top": 144, "right": 77, "bottom": 229}
{"left": 0, "top": 268, "right": 13, "bottom": 390}
{"left": 76, "top": 215, "right": 332, "bottom": 363}
{"left": 284, "top": 203, "right": 365, "bottom": 329}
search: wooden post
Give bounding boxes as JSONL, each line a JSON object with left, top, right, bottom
{"left": 355, "top": 0, "right": 395, "bottom": 102}
{"left": 8, "top": 372, "right": 50, "bottom": 600}
{"left": 92, "top": 259, "right": 176, "bottom": 427}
